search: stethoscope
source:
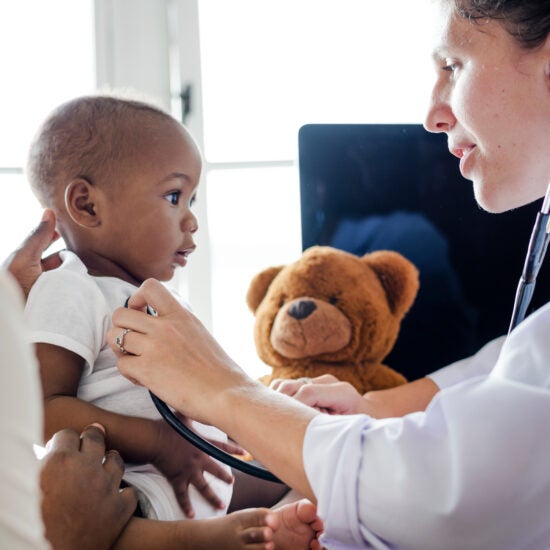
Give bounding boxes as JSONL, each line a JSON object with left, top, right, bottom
{"left": 144, "top": 182, "right": 550, "bottom": 482}
{"left": 131, "top": 301, "right": 281, "bottom": 483}
{"left": 508, "top": 182, "right": 550, "bottom": 333}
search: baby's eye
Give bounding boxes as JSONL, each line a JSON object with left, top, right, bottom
{"left": 189, "top": 193, "right": 197, "bottom": 208}
{"left": 164, "top": 191, "right": 181, "bottom": 205}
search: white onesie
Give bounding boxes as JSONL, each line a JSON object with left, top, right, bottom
{"left": 24, "top": 251, "right": 232, "bottom": 521}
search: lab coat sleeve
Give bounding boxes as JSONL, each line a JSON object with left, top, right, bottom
{"left": 304, "top": 305, "right": 550, "bottom": 549}
{"left": 304, "top": 374, "right": 550, "bottom": 549}
{"left": 427, "top": 334, "right": 505, "bottom": 389}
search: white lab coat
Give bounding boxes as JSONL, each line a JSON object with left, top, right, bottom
{"left": 303, "top": 302, "right": 550, "bottom": 549}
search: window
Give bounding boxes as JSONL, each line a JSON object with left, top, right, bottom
{"left": 194, "top": 0, "right": 436, "bottom": 378}
{"left": 0, "top": 0, "right": 95, "bottom": 261}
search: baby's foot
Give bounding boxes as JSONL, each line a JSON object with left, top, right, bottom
{"left": 271, "top": 499, "right": 324, "bottom": 549}
{"left": 190, "top": 507, "right": 278, "bottom": 549}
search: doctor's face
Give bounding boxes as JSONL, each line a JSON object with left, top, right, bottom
{"left": 424, "top": 3, "right": 550, "bottom": 213}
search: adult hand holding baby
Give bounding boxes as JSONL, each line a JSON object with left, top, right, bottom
{"left": 5, "top": 209, "right": 61, "bottom": 297}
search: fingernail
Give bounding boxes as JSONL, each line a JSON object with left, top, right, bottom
{"left": 89, "top": 422, "right": 106, "bottom": 434}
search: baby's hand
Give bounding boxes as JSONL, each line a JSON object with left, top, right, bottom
{"left": 152, "top": 416, "right": 242, "bottom": 517}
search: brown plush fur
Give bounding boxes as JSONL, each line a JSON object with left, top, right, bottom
{"left": 246, "top": 246, "right": 420, "bottom": 394}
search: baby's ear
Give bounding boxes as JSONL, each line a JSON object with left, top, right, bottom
{"left": 64, "top": 178, "right": 100, "bottom": 227}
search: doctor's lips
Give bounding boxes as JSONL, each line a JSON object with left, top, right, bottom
{"left": 450, "top": 144, "right": 476, "bottom": 159}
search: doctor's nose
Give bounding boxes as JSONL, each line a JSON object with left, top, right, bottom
{"left": 424, "top": 93, "right": 456, "bottom": 135}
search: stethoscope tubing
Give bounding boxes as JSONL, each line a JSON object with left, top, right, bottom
{"left": 509, "top": 184, "right": 550, "bottom": 333}
{"left": 150, "top": 391, "right": 281, "bottom": 482}
{"left": 123, "top": 299, "right": 282, "bottom": 482}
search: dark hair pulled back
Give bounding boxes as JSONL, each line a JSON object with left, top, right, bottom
{"left": 453, "top": 0, "right": 550, "bottom": 49}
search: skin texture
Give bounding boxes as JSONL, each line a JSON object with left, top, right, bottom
{"left": 424, "top": 3, "right": 550, "bottom": 213}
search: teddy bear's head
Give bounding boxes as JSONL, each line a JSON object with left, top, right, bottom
{"left": 246, "top": 246, "right": 419, "bottom": 376}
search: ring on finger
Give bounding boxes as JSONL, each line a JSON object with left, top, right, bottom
{"left": 115, "top": 328, "right": 131, "bottom": 354}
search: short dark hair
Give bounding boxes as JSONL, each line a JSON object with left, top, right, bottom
{"left": 27, "top": 95, "right": 177, "bottom": 206}
{"left": 451, "top": 0, "right": 550, "bottom": 49}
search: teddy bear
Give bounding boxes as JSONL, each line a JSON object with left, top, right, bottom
{"left": 246, "top": 245, "right": 419, "bottom": 394}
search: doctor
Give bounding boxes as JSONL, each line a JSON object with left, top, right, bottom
{"left": 13, "top": 0, "right": 546, "bottom": 548}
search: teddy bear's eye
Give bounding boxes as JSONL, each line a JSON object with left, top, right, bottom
{"left": 329, "top": 296, "right": 338, "bottom": 305}
{"left": 279, "top": 299, "right": 286, "bottom": 308}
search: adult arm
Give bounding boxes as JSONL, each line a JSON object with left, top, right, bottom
{"left": 4, "top": 209, "right": 61, "bottom": 297}
{"left": 109, "top": 278, "right": 319, "bottom": 501}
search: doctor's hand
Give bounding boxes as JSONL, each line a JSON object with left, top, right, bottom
{"left": 109, "top": 278, "right": 252, "bottom": 426}
{"left": 274, "top": 375, "right": 441, "bottom": 419}
{"left": 4, "top": 209, "right": 61, "bottom": 297}
{"left": 41, "top": 424, "right": 137, "bottom": 550}
{"left": 272, "top": 374, "right": 370, "bottom": 416}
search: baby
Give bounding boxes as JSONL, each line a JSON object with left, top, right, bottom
{"left": 24, "top": 94, "right": 322, "bottom": 548}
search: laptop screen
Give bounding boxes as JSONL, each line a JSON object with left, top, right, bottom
{"left": 298, "top": 123, "right": 549, "bottom": 380}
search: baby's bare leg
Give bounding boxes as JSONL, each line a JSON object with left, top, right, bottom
{"left": 114, "top": 510, "right": 279, "bottom": 550}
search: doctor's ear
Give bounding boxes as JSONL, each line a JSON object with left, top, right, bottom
{"left": 64, "top": 178, "right": 101, "bottom": 228}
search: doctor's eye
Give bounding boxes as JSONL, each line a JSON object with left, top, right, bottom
{"left": 441, "top": 59, "right": 459, "bottom": 73}
{"left": 164, "top": 191, "right": 181, "bottom": 205}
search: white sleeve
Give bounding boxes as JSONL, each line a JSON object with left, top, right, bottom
{"left": 427, "top": 334, "right": 506, "bottom": 389}
{"left": 0, "top": 272, "right": 49, "bottom": 549}
{"left": 24, "top": 266, "right": 108, "bottom": 373}
{"left": 304, "top": 314, "right": 550, "bottom": 549}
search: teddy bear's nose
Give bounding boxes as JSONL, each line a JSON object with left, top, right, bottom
{"left": 288, "top": 300, "right": 317, "bottom": 320}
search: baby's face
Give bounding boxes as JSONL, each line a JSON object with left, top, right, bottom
{"left": 97, "top": 121, "right": 202, "bottom": 284}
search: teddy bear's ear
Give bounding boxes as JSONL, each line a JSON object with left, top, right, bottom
{"left": 363, "top": 250, "right": 419, "bottom": 318}
{"left": 246, "top": 265, "right": 285, "bottom": 313}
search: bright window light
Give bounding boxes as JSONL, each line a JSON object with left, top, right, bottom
{"left": 198, "top": 0, "right": 436, "bottom": 377}
{"left": 0, "top": 0, "right": 95, "bottom": 262}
